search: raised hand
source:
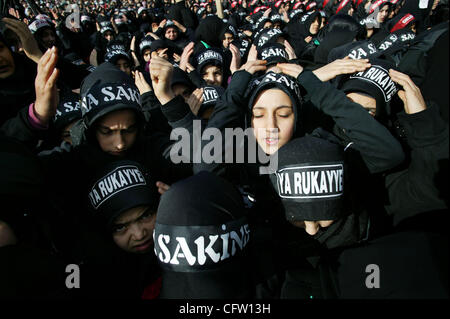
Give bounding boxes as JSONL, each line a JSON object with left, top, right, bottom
{"left": 239, "top": 60, "right": 267, "bottom": 74}
{"left": 276, "top": 62, "right": 304, "bottom": 78}
{"left": 149, "top": 55, "right": 175, "bottom": 105}
{"left": 134, "top": 71, "right": 152, "bottom": 95}
{"left": 2, "top": 17, "right": 43, "bottom": 63}
{"left": 312, "top": 57, "right": 371, "bottom": 82}
{"left": 284, "top": 40, "right": 297, "bottom": 60}
{"left": 389, "top": 69, "right": 426, "bottom": 114}
{"left": 179, "top": 41, "right": 195, "bottom": 72}
{"left": 34, "top": 47, "right": 60, "bottom": 126}
{"left": 156, "top": 181, "right": 171, "bottom": 195}
{"left": 229, "top": 43, "right": 242, "bottom": 74}
{"left": 186, "top": 88, "right": 204, "bottom": 116}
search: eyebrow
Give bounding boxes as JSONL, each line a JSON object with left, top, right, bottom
{"left": 99, "top": 123, "right": 137, "bottom": 130}
{"left": 114, "top": 207, "right": 153, "bottom": 226}
{"left": 253, "top": 105, "right": 293, "bottom": 110}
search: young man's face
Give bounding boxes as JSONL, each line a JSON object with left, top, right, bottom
{"left": 112, "top": 205, "right": 156, "bottom": 254}
{"left": 201, "top": 65, "right": 223, "bottom": 86}
{"left": 0, "top": 41, "right": 15, "bottom": 79}
{"left": 346, "top": 92, "right": 377, "bottom": 117}
{"left": 95, "top": 109, "right": 139, "bottom": 156}
{"left": 251, "top": 88, "right": 295, "bottom": 155}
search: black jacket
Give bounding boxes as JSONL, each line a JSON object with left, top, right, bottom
{"left": 385, "top": 102, "right": 448, "bottom": 226}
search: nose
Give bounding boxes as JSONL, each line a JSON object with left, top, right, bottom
{"left": 130, "top": 223, "right": 147, "bottom": 242}
{"left": 205, "top": 74, "right": 214, "bottom": 84}
{"left": 114, "top": 133, "right": 126, "bottom": 151}
{"left": 265, "top": 114, "right": 278, "bottom": 132}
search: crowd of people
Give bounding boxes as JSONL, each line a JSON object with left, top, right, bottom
{"left": 0, "top": 0, "right": 448, "bottom": 299}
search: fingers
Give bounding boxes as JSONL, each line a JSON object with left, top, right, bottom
{"left": 389, "top": 69, "right": 416, "bottom": 91}
{"left": 156, "top": 181, "right": 171, "bottom": 195}
{"left": 38, "top": 47, "right": 58, "bottom": 80}
{"left": 276, "top": 62, "right": 304, "bottom": 78}
{"left": 242, "top": 59, "right": 267, "bottom": 74}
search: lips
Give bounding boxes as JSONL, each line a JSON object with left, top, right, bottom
{"left": 133, "top": 239, "right": 152, "bottom": 252}
{"left": 0, "top": 65, "right": 10, "bottom": 73}
{"left": 265, "top": 137, "right": 279, "bottom": 145}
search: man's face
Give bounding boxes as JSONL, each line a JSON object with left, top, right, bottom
{"left": 222, "top": 32, "right": 234, "bottom": 49}
{"left": 346, "top": 92, "right": 377, "bottom": 117}
{"left": 116, "top": 57, "right": 132, "bottom": 75}
{"left": 95, "top": 109, "right": 139, "bottom": 156}
{"left": 41, "top": 28, "right": 56, "bottom": 48}
{"left": 0, "top": 41, "right": 15, "bottom": 79}
{"left": 201, "top": 65, "right": 223, "bottom": 86}
{"left": 251, "top": 88, "right": 295, "bottom": 155}
{"left": 165, "top": 27, "right": 178, "bottom": 41}
{"left": 112, "top": 205, "right": 156, "bottom": 254}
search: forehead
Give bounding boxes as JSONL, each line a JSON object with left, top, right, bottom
{"left": 253, "top": 88, "right": 293, "bottom": 108}
{"left": 114, "top": 205, "right": 150, "bottom": 224}
{"left": 116, "top": 58, "right": 130, "bottom": 65}
{"left": 97, "top": 109, "right": 137, "bottom": 126}
{"left": 202, "top": 65, "right": 222, "bottom": 73}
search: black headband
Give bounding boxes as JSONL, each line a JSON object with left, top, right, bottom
{"left": 154, "top": 216, "right": 250, "bottom": 272}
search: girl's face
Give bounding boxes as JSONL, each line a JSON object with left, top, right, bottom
{"left": 142, "top": 49, "right": 152, "bottom": 62}
{"left": 201, "top": 65, "right": 223, "bottom": 86}
{"left": 309, "top": 16, "right": 320, "bottom": 35}
{"left": 377, "top": 4, "right": 390, "bottom": 23}
{"left": 251, "top": 88, "right": 295, "bottom": 155}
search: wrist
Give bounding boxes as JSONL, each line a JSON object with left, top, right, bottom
{"left": 156, "top": 90, "right": 176, "bottom": 105}
{"left": 28, "top": 103, "right": 50, "bottom": 129}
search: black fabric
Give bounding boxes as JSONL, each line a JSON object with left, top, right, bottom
{"left": 0, "top": 53, "right": 36, "bottom": 127}
{"left": 257, "top": 42, "right": 289, "bottom": 66}
{"left": 79, "top": 62, "right": 143, "bottom": 129}
{"left": 339, "top": 59, "right": 398, "bottom": 114}
{"left": 269, "top": 136, "right": 345, "bottom": 221}
{"left": 53, "top": 91, "right": 81, "bottom": 132}
{"left": 155, "top": 171, "right": 253, "bottom": 299}
{"left": 86, "top": 160, "right": 159, "bottom": 229}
